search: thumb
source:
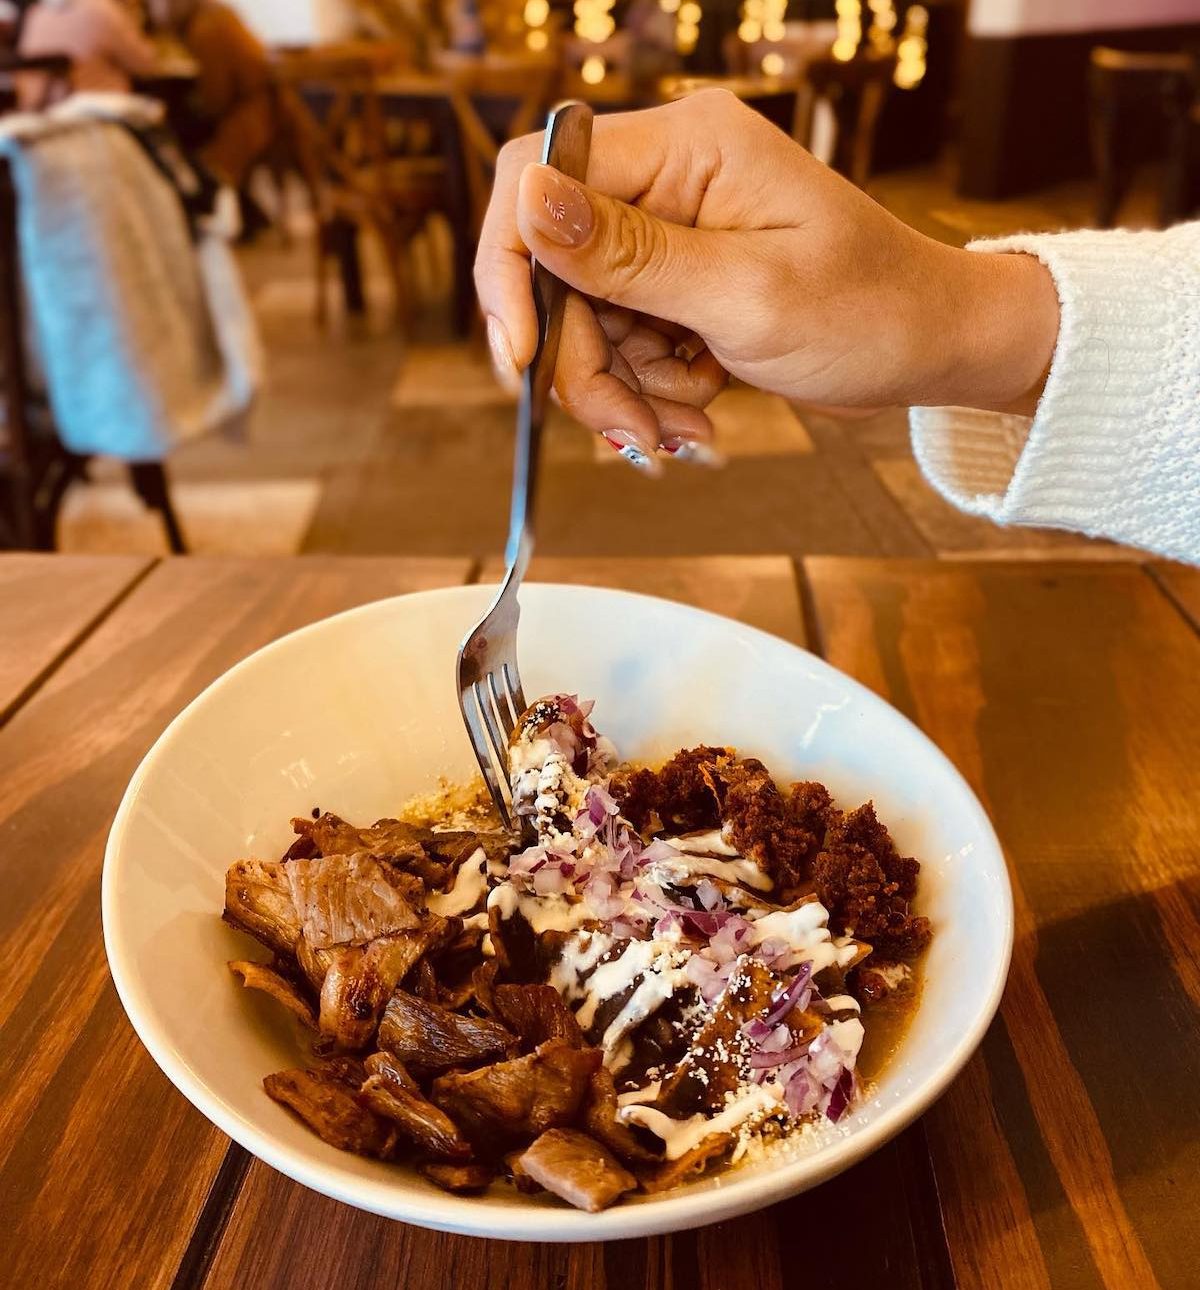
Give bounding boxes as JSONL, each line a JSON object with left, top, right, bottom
{"left": 516, "top": 163, "right": 729, "bottom": 331}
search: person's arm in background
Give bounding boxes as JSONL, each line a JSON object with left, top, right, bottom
{"left": 95, "top": 0, "right": 160, "bottom": 80}
{"left": 475, "top": 91, "right": 1200, "bottom": 564}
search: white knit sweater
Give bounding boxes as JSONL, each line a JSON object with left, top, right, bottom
{"left": 909, "top": 223, "right": 1200, "bottom": 562}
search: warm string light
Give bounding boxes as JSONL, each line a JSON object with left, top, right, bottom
{"left": 832, "top": 0, "right": 861, "bottom": 61}
{"left": 524, "top": 0, "right": 549, "bottom": 51}
{"left": 893, "top": 3, "right": 928, "bottom": 88}
{"left": 573, "top": 0, "right": 616, "bottom": 80}
{"left": 675, "top": 0, "right": 701, "bottom": 54}
{"left": 738, "top": 0, "right": 787, "bottom": 75}
{"left": 866, "top": 0, "right": 896, "bottom": 54}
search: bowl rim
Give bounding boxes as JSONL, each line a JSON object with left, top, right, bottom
{"left": 102, "top": 581, "right": 1013, "bottom": 1241}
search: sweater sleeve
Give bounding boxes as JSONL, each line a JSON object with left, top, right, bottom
{"left": 908, "top": 222, "right": 1200, "bottom": 562}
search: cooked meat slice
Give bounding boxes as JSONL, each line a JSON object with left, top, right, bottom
{"left": 424, "top": 830, "right": 511, "bottom": 870}
{"left": 505, "top": 1148, "right": 544, "bottom": 1194}
{"left": 296, "top": 932, "right": 336, "bottom": 992}
{"left": 319, "top": 926, "right": 454, "bottom": 1050}
{"left": 654, "top": 957, "right": 776, "bottom": 1118}
{"left": 471, "top": 959, "right": 499, "bottom": 1015}
{"left": 582, "top": 1067, "right": 659, "bottom": 1166}
{"left": 364, "top": 1050, "right": 420, "bottom": 1093}
{"left": 419, "top": 1161, "right": 495, "bottom": 1194}
{"left": 319, "top": 1054, "right": 369, "bottom": 1087}
{"left": 286, "top": 853, "right": 426, "bottom": 950}
{"left": 263, "top": 1067, "right": 394, "bottom": 1157}
{"left": 638, "top": 1133, "right": 734, "bottom": 1192}
{"left": 223, "top": 859, "right": 301, "bottom": 958}
{"left": 378, "top": 991, "right": 516, "bottom": 1070}
{"left": 493, "top": 984, "right": 585, "bottom": 1049}
{"left": 431, "top": 1041, "right": 602, "bottom": 1147}
{"left": 405, "top": 956, "right": 440, "bottom": 1002}
{"left": 518, "top": 1129, "right": 637, "bottom": 1212}
{"left": 228, "top": 959, "right": 316, "bottom": 1029}
{"left": 359, "top": 1074, "right": 472, "bottom": 1160}
{"left": 292, "top": 813, "right": 432, "bottom": 861}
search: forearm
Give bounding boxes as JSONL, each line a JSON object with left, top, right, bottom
{"left": 908, "top": 222, "right": 1200, "bottom": 562}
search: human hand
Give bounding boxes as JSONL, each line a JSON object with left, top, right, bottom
{"left": 474, "top": 90, "right": 1059, "bottom": 459}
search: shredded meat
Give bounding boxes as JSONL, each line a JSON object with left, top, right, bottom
{"left": 431, "top": 1041, "right": 602, "bottom": 1148}
{"left": 319, "top": 926, "right": 454, "bottom": 1050}
{"left": 517, "top": 1129, "right": 637, "bottom": 1212}
{"left": 223, "top": 859, "right": 301, "bottom": 957}
{"left": 228, "top": 959, "right": 316, "bottom": 1029}
{"left": 263, "top": 1067, "right": 395, "bottom": 1157}
{"left": 359, "top": 1074, "right": 473, "bottom": 1160}
{"left": 285, "top": 853, "right": 427, "bottom": 949}
{"left": 582, "top": 1067, "right": 659, "bottom": 1166}
{"left": 420, "top": 1161, "right": 495, "bottom": 1193}
{"left": 611, "top": 746, "right": 729, "bottom": 833}
{"left": 379, "top": 990, "right": 516, "bottom": 1070}
{"left": 493, "top": 983, "right": 585, "bottom": 1049}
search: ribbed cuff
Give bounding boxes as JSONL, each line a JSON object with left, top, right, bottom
{"left": 910, "top": 225, "right": 1200, "bottom": 559}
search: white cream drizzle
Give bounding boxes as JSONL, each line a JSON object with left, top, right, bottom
{"left": 427, "top": 846, "right": 487, "bottom": 917}
{"left": 619, "top": 1084, "right": 783, "bottom": 1160}
{"left": 486, "top": 883, "right": 596, "bottom": 935}
{"left": 746, "top": 902, "right": 860, "bottom": 974}
{"left": 648, "top": 839, "right": 773, "bottom": 893}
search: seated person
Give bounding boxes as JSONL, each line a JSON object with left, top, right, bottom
{"left": 17, "top": 0, "right": 158, "bottom": 107}
{"left": 148, "top": 0, "right": 274, "bottom": 190}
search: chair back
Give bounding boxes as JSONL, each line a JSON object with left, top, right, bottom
{"left": 799, "top": 51, "right": 896, "bottom": 187}
{"left": 443, "top": 55, "right": 558, "bottom": 236}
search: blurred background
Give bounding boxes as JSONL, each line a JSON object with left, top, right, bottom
{"left": 0, "top": 0, "right": 1195, "bottom": 562}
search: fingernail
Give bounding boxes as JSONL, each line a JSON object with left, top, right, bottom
{"left": 486, "top": 315, "right": 520, "bottom": 394}
{"left": 665, "top": 439, "right": 725, "bottom": 467}
{"left": 603, "top": 432, "right": 663, "bottom": 477}
{"left": 527, "top": 166, "right": 593, "bottom": 247}
{"left": 604, "top": 427, "right": 656, "bottom": 454}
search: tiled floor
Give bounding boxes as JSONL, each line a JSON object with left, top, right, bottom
{"left": 59, "top": 158, "right": 1160, "bottom": 561}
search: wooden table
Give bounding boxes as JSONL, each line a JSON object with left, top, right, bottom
{"left": 1, "top": 553, "right": 1197, "bottom": 1290}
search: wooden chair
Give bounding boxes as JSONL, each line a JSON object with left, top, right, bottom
{"left": 796, "top": 51, "right": 896, "bottom": 188}
{"left": 1088, "top": 47, "right": 1199, "bottom": 228}
{"left": 275, "top": 49, "right": 447, "bottom": 326}
{"left": 442, "top": 54, "right": 558, "bottom": 241}
{"left": 0, "top": 112, "right": 186, "bottom": 551}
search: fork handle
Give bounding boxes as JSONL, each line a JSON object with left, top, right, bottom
{"left": 505, "top": 101, "right": 594, "bottom": 573}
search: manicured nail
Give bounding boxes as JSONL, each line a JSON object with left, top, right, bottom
{"left": 486, "top": 315, "right": 520, "bottom": 393}
{"left": 665, "top": 439, "right": 725, "bottom": 467}
{"left": 603, "top": 432, "right": 663, "bottom": 476}
{"left": 527, "top": 166, "right": 593, "bottom": 247}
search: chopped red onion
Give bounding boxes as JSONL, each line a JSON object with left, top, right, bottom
{"left": 826, "top": 1068, "right": 855, "bottom": 1122}
{"left": 695, "top": 879, "right": 723, "bottom": 911}
{"left": 761, "top": 962, "right": 813, "bottom": 1028}
{"left": 748, "top": 1042, "right": 813, "bottom": 1070}
{"left": 784, "top": 1066, "right": 820, "bottom": 1118}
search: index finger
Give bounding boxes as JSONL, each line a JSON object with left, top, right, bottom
{"left": 473, "top": 95, "right": 732, "bottom": 369}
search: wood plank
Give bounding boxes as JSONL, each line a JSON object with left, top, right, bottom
{"left": 477, "top": 554, "right": 807, "bottom": 645}
{"left": 0, "top": 552, "right": 151, "bottom": 722}
{"left": 0, "top": 556, "right": 470, "bottom": 1290}
{"left": 804, "top": 557, "right": 1200, "bottom": 1290}
{"left": 1148, "top": 562, "right": 1200, "bottom": 633}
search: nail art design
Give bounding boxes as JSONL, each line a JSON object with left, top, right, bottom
{"left": 603, "top": 433, "right": 663, "bottom": 476}
{"left": 668, "top": 441, "right": 725, "bottom": 467}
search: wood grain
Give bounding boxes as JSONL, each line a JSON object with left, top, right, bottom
{"left": 1148, "top": 562, "right": 1200, "bottom": 633}
{"left": 477, "top": 555, "right": 807, "bottom": 644}
{"left": 804, "top": 558, "right": 1200, "bottom": 1290}
{"left": 0, "top": 556, "right": 469, "bottom": 1289}
{"left": 0, "top": 552, "right": 151, "bottom": 722}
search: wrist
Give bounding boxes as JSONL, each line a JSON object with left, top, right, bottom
{"left": 913, "top": 243, "right": 1060, "bottom": 414}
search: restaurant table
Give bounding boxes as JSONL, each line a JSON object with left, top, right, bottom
{"left": 1, "top": 552, "right": 1197, "bottom": 1290}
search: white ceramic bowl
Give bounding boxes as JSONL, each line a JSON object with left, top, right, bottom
{"left": 103, "top": 584, "right": 1012, "bottom": 1242}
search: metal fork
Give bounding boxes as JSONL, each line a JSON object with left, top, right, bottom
{"left": 456, "top": 101, "right": 593, "bottom": 828}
